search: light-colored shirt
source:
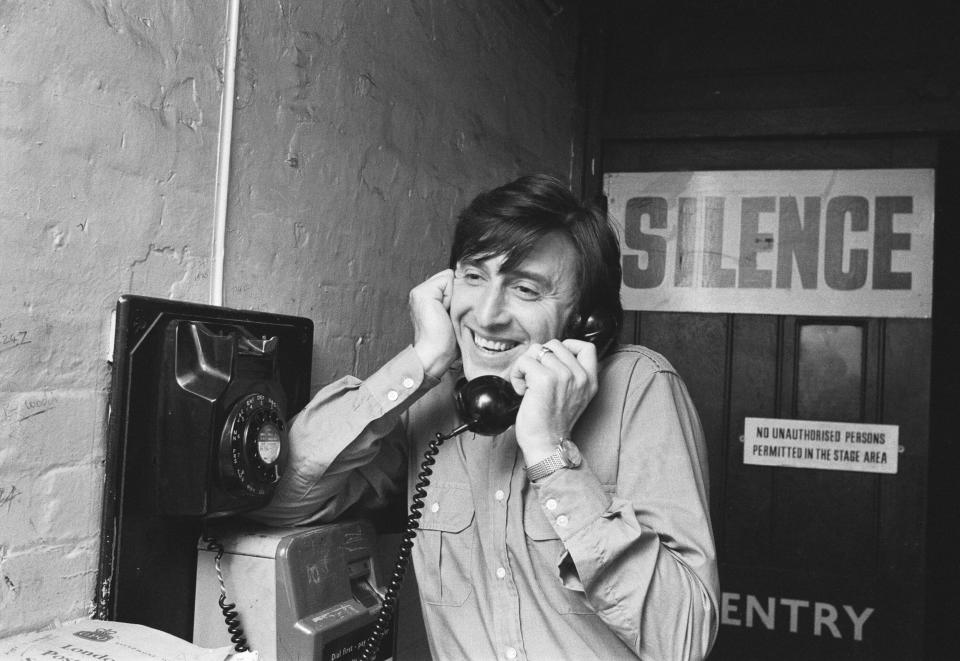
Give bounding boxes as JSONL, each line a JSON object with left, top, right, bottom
{"left": 253, "top": 344, "right": 719, "bottom": 661}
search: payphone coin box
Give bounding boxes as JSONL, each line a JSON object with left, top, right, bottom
{"left": 194, "top": 520, "right": 387, "bottom": 661}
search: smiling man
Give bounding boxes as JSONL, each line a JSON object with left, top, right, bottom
{"left": 253, "top": 174, "right": 719, "bottom": 660}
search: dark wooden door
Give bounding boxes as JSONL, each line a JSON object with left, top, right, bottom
{"left": 629, "top": 312, "right": 930, "bottom": 659}
{"left": 606, "top": 137, "right": 936, "bottom": 659}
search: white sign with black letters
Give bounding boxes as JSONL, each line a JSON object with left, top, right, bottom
{"left": 743, "top": 417, "right": 899, "bottom": 474}
{"left": 604, "top": 170, "right": 934, "bottom": 317}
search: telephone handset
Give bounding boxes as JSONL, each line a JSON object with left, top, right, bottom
{"left": 359, "top": 310, "right": 618, "bottom": 660}
{"left": 452, "top": 374, "right": 522, "bottom": 435}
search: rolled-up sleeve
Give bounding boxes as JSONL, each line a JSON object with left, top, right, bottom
{"left": 249, "top": 346, "right": 438, "bottom": 527}
{"left": 532, "top": 357, "right": 719, "bottom": 660}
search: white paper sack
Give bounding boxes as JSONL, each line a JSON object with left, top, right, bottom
{"left": 0, "top": 619, "right": 258, "bottom": 661}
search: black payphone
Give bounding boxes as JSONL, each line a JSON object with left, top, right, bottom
{"left": 96, "top": 295, "right": 313, "bottom": 636}
{"left": 125, "top": 305, "right": 298, "bottom": 517}
{"left": 95, "top": 295, "right": 388, "bottom": 660}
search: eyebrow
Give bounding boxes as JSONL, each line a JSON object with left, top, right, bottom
{"left": 506, "top": 267, "right": 553, "bottom": 287}
{"left": 459, "top": 257, "right": 554, "bottom": 288}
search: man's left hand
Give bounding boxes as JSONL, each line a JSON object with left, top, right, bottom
{"left": 510, "top": 339, "right": 598, "bottom": 465}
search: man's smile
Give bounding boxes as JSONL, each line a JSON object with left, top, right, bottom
{"left": 469, "top": 330, "right": 520, "bottom": 354}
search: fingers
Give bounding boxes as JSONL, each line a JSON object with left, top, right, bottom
{"left": 509, "top": 339, "right": 598, "bottom": 396}
{"left": 412, "top": 269, "right": 454, "bottom": 309}
{"left": 537, "top": 339, "right": 597, "bottom": 381}
{"left": 434, "top": 269, "right": 454, "bottom": 310}
{"left": 509, "top": 353, "right": 533, "bottom": 396}
{"left": 509, "top": 345, "right": 555, "bottom": 396}
{"left": 409, "top": 270, "right": 455, "bottom": 326}
{"left": 560, "top": 338, "right": 598, "bottom": 382}
{"left": 410, "top": 269, "right": 458, "bottom": 378}
{"left": 510, "top": 339, "right": 600, "bottom": 451}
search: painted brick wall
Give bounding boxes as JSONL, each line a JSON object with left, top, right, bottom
{"left": 226, "top": 0, "right": 581, "bottom": 385}
{"left": 0, "top": 0, "right": 580, "bottom": 638}
{"left": 0, "top": 0, "right": 224, "bottom": 637}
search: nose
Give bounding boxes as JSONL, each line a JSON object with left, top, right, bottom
{"left": 474, "top": 283, "right": 509, "bottom": 328}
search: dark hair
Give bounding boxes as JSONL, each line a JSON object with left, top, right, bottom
{"left": 449, "top": 173, "right": 623, "bottom": 338}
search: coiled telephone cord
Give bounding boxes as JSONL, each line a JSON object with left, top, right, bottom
{"left": 202, "top": 535, "right": 250, "bottom": 653}
{"left": 359, "top": 431, "right": 449, "bottom": 661}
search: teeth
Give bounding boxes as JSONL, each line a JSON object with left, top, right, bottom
{"left": 473, "top": 333, "right": 516, "bottom": 352}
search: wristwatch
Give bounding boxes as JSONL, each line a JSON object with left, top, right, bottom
{"left": 526, "top": 438, "right": 582, "bottom": 482}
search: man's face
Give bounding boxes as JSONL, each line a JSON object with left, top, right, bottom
{"left": 451, "top": 232, "right": 580, "bottom": 381}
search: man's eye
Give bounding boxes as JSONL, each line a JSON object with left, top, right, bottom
{"left": 513, "top": 284, "right": 540, "bottom": 299}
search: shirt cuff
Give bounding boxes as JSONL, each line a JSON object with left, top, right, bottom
{"left": 360, "top": 345, "right": 440, "bottom": 415}
{"left": 532, "top": 461, "right": 612, "bottom": 542}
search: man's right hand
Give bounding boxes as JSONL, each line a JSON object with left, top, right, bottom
{"left": 410, "top": 269, "right": 458, "bottom": 379}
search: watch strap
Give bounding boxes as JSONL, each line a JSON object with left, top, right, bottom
{"left": 526, "top": 447, "right": 566, "bottom": 482}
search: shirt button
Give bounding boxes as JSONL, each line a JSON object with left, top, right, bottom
{"left": 430, "top": 502, "right": 440, "bottom": 513}
{"left": 505, "top": 647, "right": 518, "bottom": 660}
{"left": 545, "top": 498, "right": 557, "bottom": 510}
{"left": 402, "top": 377, "right": 415, "bottom": 389}
{"left": 387, "top": 390, "right": 399, "bottom": 401}
{"left": 556, "top": 514, "right": 569, "bottom": 527}
{"left": 495, "top": 490, "right": 505, "bottom": 501}
{"left": 496, "top": 567, "right": 506, "bottom": 579}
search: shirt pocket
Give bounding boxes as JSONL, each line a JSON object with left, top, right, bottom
{"left": 522, "top": 490, "right": 594, "bottom": 615}
{"left": 416, "top": 482, "right": 476, "bottom": 606}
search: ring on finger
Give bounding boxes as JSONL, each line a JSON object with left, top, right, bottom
{"left": 537, "top": 346, "right": 553, "bottom": 362}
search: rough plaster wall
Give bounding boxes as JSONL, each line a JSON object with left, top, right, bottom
{"left": 0, "top": 0, "right": 580, "bottom": 638}
{"left": 0, "top": 0, "right": 224, "bottom": 636}
{"left": 225, "top": 0, "right": 580, "bottom": 385}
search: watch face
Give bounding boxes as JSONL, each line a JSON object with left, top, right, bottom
{"left": 560, "top": 439, "right": 582, "bottom": 467}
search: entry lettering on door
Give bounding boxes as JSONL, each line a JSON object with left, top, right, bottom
{"left": 721, "top": 591, "right": 875, "bottom": 641}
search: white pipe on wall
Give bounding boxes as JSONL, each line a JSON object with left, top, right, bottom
{"left": 210, "top": 0, "right": 240, "bottom": 306}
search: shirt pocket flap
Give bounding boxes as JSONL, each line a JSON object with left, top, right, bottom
{"left": 419, "top": 483, "right": 475, "bottom": 533}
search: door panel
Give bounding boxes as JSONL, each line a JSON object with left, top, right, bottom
{"left": 629, "top": 310, "right": 929, "bottom": 659}
{"left": 775, "top": 319, "right": 879, "bottom": 572}
{"left": 724, "top": 314, "right": 779, "bottom": 567}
